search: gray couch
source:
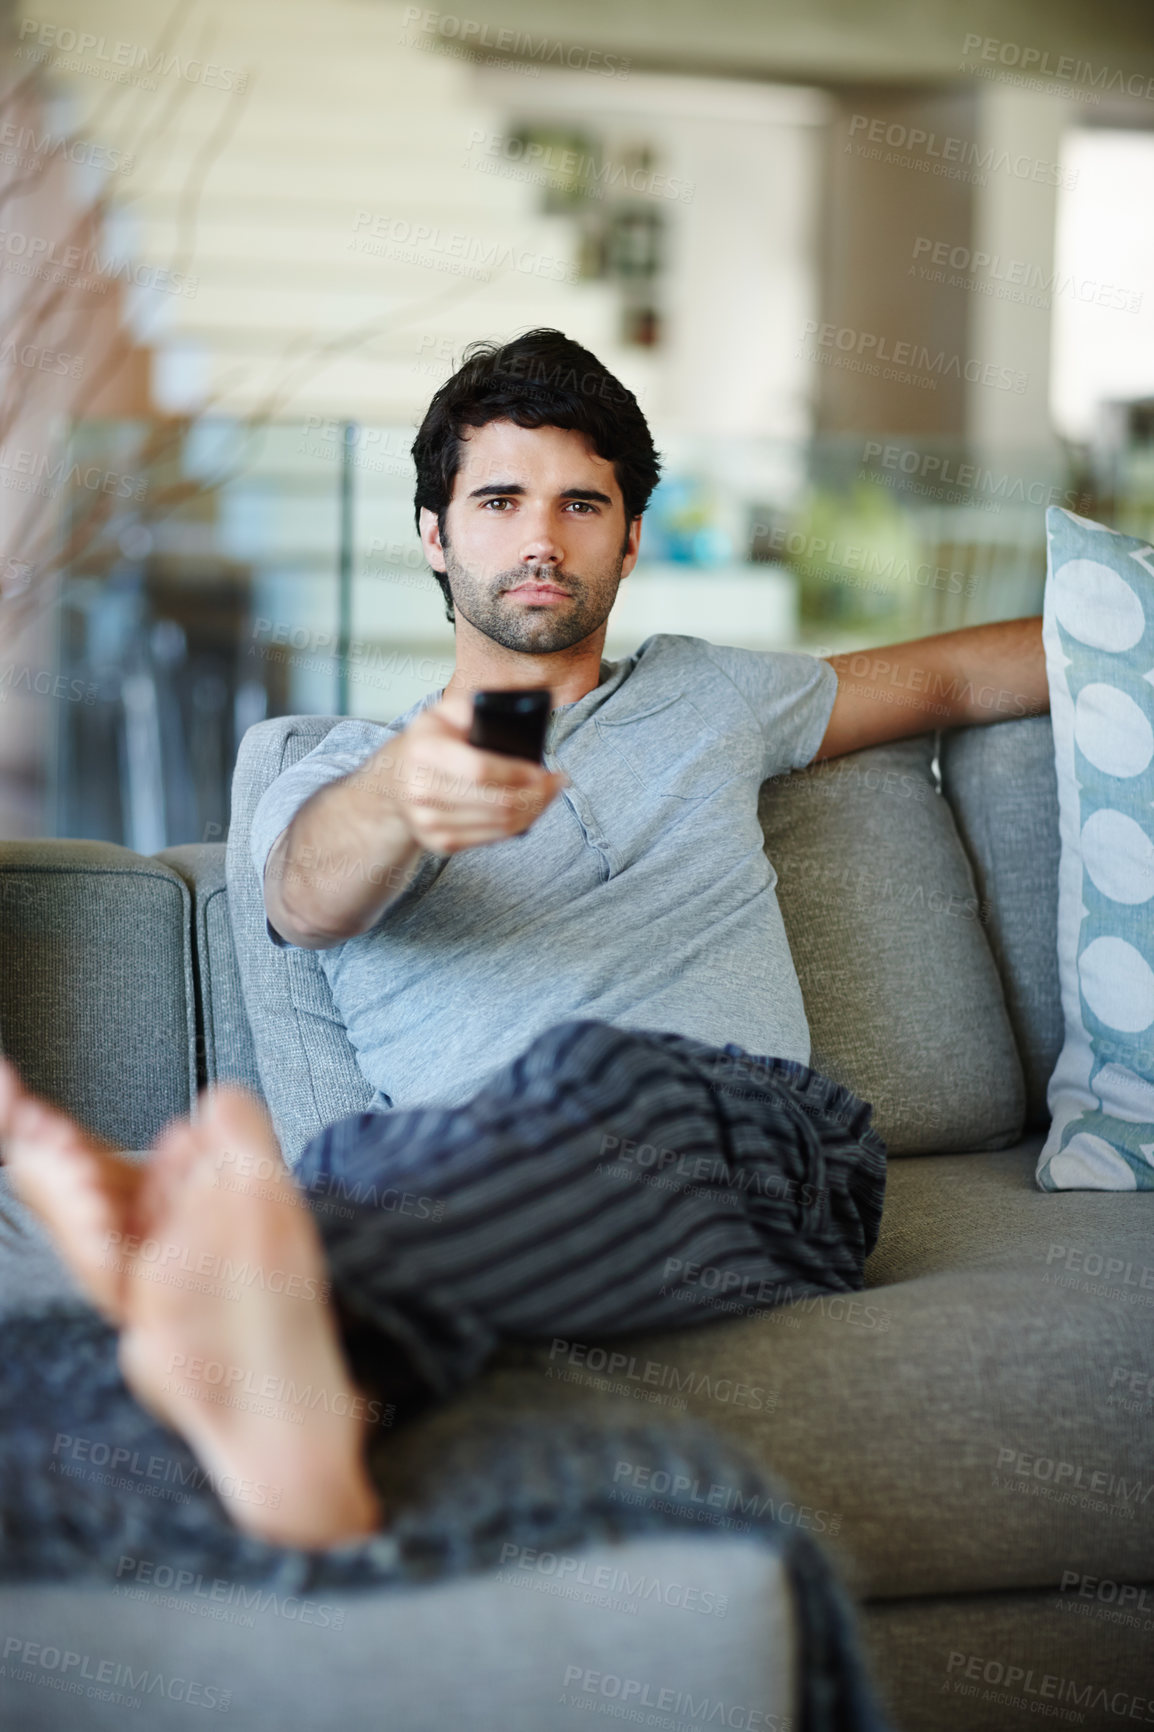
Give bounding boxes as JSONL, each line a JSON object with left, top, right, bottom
{"left": 1, "top": 710, "right": 1152, "bottom": 1732}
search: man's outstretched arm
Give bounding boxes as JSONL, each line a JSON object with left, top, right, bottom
{"left": 811, "top": 615, "right": 1047, "bottom": 763}
{"left": 265, "top": 688, "right": 567, "bottom": 949}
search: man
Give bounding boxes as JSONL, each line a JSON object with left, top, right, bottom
{"left": 0, "top": 329, "right": 1046, "bottom": 1563}
{"left": 257, "top": 327, "right": 1046, "bottom": 1109}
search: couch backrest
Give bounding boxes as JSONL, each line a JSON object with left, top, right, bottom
{"left": 760, "top": 729, "right": 1026, "bottom": 1152}
{"left": 0, "top": 841, "right": 197, "bottom": 1147}
{"left": 939, "top": 714, "right": 1063, "bottom": 1128}
{"left": 225, "top": 716, "right": 374, "bottom": 1165}
{"left": 155, "top": 842, "right": 263, "bottom": 1100}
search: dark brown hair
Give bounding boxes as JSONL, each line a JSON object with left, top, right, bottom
{"left": 411, "top": 329, "right": 661, "bottom": 621}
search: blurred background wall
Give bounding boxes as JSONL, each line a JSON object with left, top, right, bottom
{"left": 1, "top": 0, "right": 1152, "bottom": 845}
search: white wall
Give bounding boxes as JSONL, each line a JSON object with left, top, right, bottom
{"left": 1050, "top": 128, "right": 1154, "bottom": 442}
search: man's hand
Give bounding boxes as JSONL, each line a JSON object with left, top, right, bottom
{"left": 364, "top": 687, "right": 569, "bottom": 855}
{"left": 264, "top": 688, "right": 569, "bottom": 949}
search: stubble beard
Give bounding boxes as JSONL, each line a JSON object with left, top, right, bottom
{"left": 441, "top": 543, "right": 624, "bottom": 655}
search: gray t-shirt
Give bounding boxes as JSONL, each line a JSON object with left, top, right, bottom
{"left": 250, "top": 633, "right": 838, "bottom": 1110}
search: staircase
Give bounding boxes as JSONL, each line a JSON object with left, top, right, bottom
{"left": 17, "top": 0, "right": 632, "bottom": 421}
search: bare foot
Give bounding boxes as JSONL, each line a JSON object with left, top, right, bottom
{"left": 0, "top": 1057, "right": 142, "bottom": 1321}
{"left": 1, "top": 1061, "right": 384, "bottom": 1549}
{"left": 116, "top": 1089, "right": 384, "bottom": 1548}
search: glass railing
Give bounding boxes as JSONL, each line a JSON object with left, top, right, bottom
{"left": 0, "top": 415, "right": 1129, "bottom": 846}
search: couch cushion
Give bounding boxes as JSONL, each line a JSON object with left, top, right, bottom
{"left": 226, "top": 719, "right": 374, "bottom": 1165}
{"left": 863, "top": 1588, "right": 1154, "bottom": 1732}
{"left": 0, "top": 1537, "right": 793, "bottom": 1732}
{"left": 0, "top": 1174, "right": 85, "bottom": 1317}
{"left": 0, "top": 842, "right": 196, "bottom": 1147}
{"left": 940, "top": 714, "right": 1063, "bottom": 1131}
{"left": 476, "top": 1140, "right": 1154, "bottom": 1603}
{"left": 759, "top": 732, "right": 1026, "bottom": 1153}
{"left": 864, "top": 1134, "right": 1154, "bottom": 1288}
{"left": 155, "top": 844, "right": 263, "bottom": 1098}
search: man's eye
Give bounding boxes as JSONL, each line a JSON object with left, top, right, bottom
{"left": 482, "top": 498, "right": 512, "bottom": 510}
{"left": 566, "top": 501, "right": 594, "bottom": 513}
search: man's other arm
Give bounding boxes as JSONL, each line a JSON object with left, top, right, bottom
{"left": 811, "top": 615, "right": 1048, "bottom": 763}
{"left": 264, "top": 687, "right": 567, "bottom": 949}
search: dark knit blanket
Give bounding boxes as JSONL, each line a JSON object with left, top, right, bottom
{"left": 0, "top": 1309, "right": 891, "bottom": 1732}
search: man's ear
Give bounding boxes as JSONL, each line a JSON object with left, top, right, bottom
{"left": 419, "top": 507, "right": 446, "bottom": 573}
{"left": 620, "top": 514, "right": 643, "bottom": 579}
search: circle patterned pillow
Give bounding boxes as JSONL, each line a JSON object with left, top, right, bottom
{"left": 1039, "top": 507, "right": 1154, "bottom": 1190}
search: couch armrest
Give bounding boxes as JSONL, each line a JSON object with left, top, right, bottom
{"left": 156, "top": 844, "right": 263, "bottom": 1100}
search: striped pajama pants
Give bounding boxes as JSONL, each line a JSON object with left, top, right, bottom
{"left": 0, "top": 1017, "right": 887, "bottom": 1602}
{"left": 295, "top": 1018, "right": 888, "bottom": 1409}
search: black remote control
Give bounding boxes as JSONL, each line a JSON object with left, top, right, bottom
{"left": 468, "top": 688, "right": 552, "bottom": 763}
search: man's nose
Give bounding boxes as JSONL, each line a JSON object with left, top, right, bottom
{"left": 519, "top": 521, "right": 563, "bottom": 566}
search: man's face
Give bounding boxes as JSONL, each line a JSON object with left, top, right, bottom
{"left": 419, "top": 420, "right": 641, "bottom": 654}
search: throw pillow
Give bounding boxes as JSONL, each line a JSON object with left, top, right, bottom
{"left": 1038, "top": 506, "right": 1154, "bottom": 1191}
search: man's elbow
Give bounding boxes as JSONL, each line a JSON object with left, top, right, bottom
{"left": 268, "top": 912, "right": 347, "bottom": 951}
{"left": 262, "top": 843, "right": 356, "bottom": 950}
{"left": 264, "top": 875, "right": 368, "bottom": 950}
